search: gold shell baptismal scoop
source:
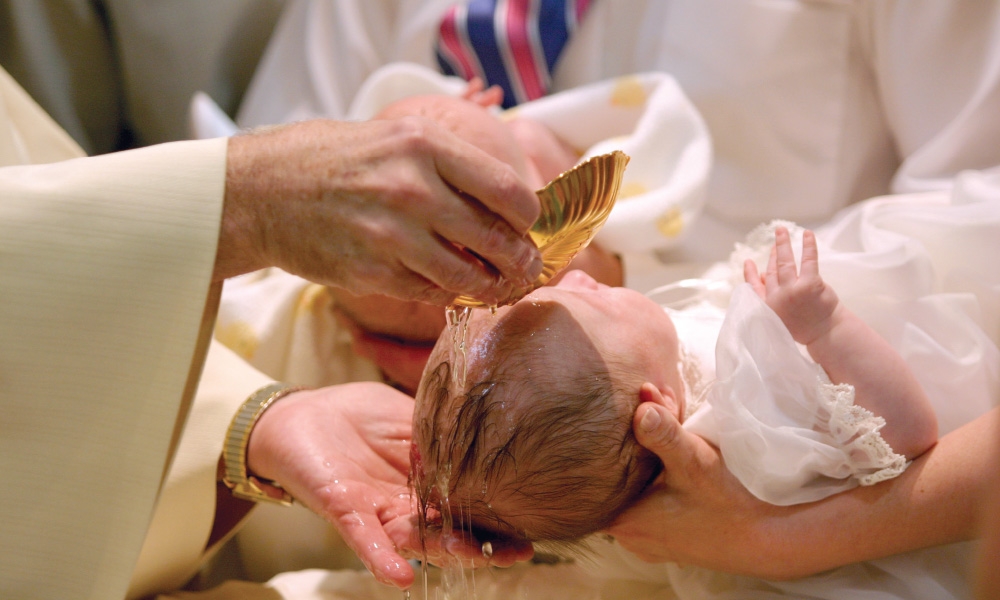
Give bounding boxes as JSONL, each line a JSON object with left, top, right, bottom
{"left": 454, "top": 149, "right": 630, "bottom": 309}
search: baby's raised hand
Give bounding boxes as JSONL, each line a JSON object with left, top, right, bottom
{"left": 743, "top": 227, "right": 841, "bottom": 346}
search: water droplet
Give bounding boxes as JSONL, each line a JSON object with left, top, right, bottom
{"left": 481, "top": 541, "right": 493, "bottom": 559}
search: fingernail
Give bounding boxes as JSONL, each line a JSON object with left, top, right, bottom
{"left": 639, "top": 407, "right": 661, "bottom": 433}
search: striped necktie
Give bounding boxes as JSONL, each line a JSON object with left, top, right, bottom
{"left": 436, "top": 0, "right": 592, "bottom": 108}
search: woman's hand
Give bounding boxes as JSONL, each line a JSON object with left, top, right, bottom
{"left": 610, "top": 400, "right": 993, "bottom": 580}
{"left": 506, "top": 115, "right": 580, "bottom": 187}
{"left": 334, "top": 312, "right": 437, "bottom": 395}
{"left": 605, "top": 398, "right": 793, "bottom": 579}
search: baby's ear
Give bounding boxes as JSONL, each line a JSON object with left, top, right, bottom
{"left": 638, "top": 382, "right": 681, "bottom": 420}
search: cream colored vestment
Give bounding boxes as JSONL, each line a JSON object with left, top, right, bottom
{"left": 0, "top": 66, "right": 271, "bottom": 599}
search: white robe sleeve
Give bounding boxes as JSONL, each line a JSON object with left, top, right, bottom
{"left": 235, "top": 0, "right": 454, "bottom": 127}
{"left": 128, "top": 341, "right": 273, "bottom": 599}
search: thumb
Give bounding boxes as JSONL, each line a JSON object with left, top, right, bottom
{"left": 633, "top": 400, "right": 698, "bottom": 471}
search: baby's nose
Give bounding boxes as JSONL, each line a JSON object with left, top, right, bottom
{"left": 555, "top": 269, "right": 600, "bottom": 290}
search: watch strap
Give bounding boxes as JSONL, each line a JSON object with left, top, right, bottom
{"left": 222, "top": 382, "right": 305, "bottom": 505}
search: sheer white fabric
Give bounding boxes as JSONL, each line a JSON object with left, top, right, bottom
{"left": 671, "top": 173, "right": 1000, "bottom": 510}
{"left": 684, "top": 284, "right": 906, "bottom": 505}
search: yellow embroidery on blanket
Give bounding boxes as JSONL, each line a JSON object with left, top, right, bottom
{"left": 656, "top": 207, "right": 684, "bottom": 238}
{"left": 216, "top": 321, "right": 260, "bottom": 360}
{"left": 296, "top": 284, "right": 332, "bottom": 318}
{"left": 610, "top": 76, "right": 647, "bottom": 107}
{"left": 617, "top": 181, "right": 648, "bottom": 200}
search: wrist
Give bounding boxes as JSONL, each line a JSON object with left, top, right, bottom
{"left": 802, "top": 302, "right": 848, "bottom": 353}
{"left": 222, "top": 382, "right": 306, "bottom": 505}
{"left": 216, "top": 134, "right": 267, "bottom": 280}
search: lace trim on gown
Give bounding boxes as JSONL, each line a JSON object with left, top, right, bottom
{"left": 732, "top": 220, "right": 908, "bottom": 489}
{"left": 813, "top": 378, "right": 908, "bottom": 485}
{"left": 679, "top": 270, "right": 911, "bottom": 503}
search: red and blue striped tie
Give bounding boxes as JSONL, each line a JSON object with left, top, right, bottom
{"left": 436, "top": 0, "right": 592, "bottom": 108}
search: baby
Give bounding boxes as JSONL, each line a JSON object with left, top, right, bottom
{"left": 411, "top": 226, "right": 939, "bottom": 546}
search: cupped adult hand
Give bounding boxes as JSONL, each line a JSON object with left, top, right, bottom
{"left": 246, "top": 382, "right": 532, "bottom": 589}
{"left": 335, "top": 316, "right": 436, "bottom": 395}
{"left": 328, "top": 287, "right": 447, "bottom": 344}
{"left": 217, "top": 117, "right": 544, "bottom": 307}
{"left": 325, "top": 287, "right": 446, "bottom": 394}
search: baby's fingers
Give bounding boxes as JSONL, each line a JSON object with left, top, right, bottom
{"left": 764, "top": 243, "right": 779, "bottom": 291}
{"left": 773, "top": 227, "right": 799, "bottom": 285}
{"left": 744, "top": 259, "right": 766, "bottom": 298}
{"left": 799, "top": 230, "right": 821, "bottom": 279}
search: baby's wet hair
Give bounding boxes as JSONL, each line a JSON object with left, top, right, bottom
{"left": 413, "top": 347, "right": 661, "bottom": 547}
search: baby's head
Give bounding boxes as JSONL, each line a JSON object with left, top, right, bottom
{"left": 412, "top": 271, "right": 686, "bottom": 545}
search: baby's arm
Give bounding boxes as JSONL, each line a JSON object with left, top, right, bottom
{"left": 744, "top": 227, "right": 938, "bottom": 459}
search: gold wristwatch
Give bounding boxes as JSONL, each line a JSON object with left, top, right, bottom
{"left": 222, "top": 382, "right": 305, "bottom": 506}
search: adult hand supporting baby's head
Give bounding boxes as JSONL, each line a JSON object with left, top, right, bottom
{"left": 326, "top": 286, "right": 444, "bottom": 393}
{"left": 604, "top": 387, "right": 782, "bottom": 575}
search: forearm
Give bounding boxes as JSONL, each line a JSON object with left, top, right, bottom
{"left": 760, "top": 408, "right": 995, "bottom": 579}
{"left": 806, "top": 306, "right": 938, "bottom": 458}
{"left": 974, "top": 415, "right": 1000, "bottom": 597}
